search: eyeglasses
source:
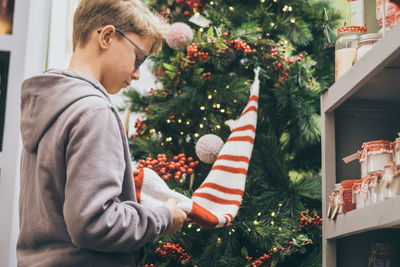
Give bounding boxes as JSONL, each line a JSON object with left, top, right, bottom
{"left": 97, "top": 27, "right": 149, "bottom": 70}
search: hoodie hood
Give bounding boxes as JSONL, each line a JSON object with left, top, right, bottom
{"left": 20, "top": 69, "right": 111, "bottom": 153}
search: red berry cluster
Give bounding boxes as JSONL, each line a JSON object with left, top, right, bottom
{"left": 298, "top": 209, "right": 322, "bottom": 229}
{"left": 135, "top": 153, "right": 199, "bottom": 181}
{"left": 175, "top": 0, "right": 203, "bottom": 16}
{"left": 155, "top": 242, "right": 191, "bottom": 265}
{"left": 249, "top": 253, "right": 272, "bottom": 267}
{"left": 273, "top": 61, "right": 288, "bottom": 88}
{"left": 270, "top": 48, "right": 278, "bottom": 56}
{"left": 134, "top": 118, "right": 146, "bottom": 135}
{"left": 228, "top": 39, "right": 257, "bottom": 54}
{"left": 296, "top": 53, "right": 305, "bottom": 62}
{"left": 144, "top": 265, "right": 154, "bottom": 267}
{"left": 202, "top": 72, "right": 211, "bottom": 81}
{"left": 187, "top": 43, "right": 209, "bottom": 61}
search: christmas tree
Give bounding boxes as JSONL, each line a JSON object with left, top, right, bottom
{"left": 124, "top": 0, "right": 342, "bottom": 266}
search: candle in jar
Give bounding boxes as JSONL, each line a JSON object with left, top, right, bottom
{"left": 335, "top": 48, "right": 356, "bottom": 80}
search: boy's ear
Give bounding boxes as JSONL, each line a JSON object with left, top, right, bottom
{"left": 97, "top": 25, "right": 116, "bottom": 49}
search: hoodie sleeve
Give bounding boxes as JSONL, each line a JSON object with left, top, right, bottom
{"left": 64, "top": 106, "right": 172, "bottom": 252}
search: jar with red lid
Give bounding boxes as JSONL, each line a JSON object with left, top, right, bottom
{"left": 378, "top": 17, "right": 391, "bottom": 33}
{"left": 341, "top": 179, "right": 358, "bottom": 213}
{"left": 353, "top": 178, "right": 367, "bottom": 209}
{"left": 359, "top": 140, "right": 393, "bottom": 175}
{"left": 393, "top": 136, "right": 400, "bottom": 165}
{"left": 388, "top": 1, "right": 400, "bottom": 28}
{"left": 328, "top": 183, "right": 344, "bottom": 219}
{"left": 366, "top": 172, "right": 382, "bottom": 205}
{"left": 335, "top": 26, "right": 367, "bottom": 81}
{"left": 376, "top": 0, "right": 390, "bottom": 25}
{"left": 382, "top": 164, "right": 400, "bottom": 199}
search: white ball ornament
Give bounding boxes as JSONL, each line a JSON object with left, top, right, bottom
{"left": 195, "top": 134, "right": 224, "bottom": 164}
{"left": 165, "top": 22, "right": 194, "bottom": 50}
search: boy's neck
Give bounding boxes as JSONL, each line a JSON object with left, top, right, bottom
{"left": 68, "top": 49, "right": 102, "bottom": 83}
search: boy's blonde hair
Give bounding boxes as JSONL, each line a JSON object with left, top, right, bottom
{"left": 73, "top": 0, "right": 167, "bottom": 55}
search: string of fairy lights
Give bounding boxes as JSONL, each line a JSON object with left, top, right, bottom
{"left": 152, "top": 0, "right": 296, "bottom": 145}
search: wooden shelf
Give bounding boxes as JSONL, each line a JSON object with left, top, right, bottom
{"left": 326, "top": 197, "right": 400, "bottom": 240}
{"left": 321, "top": 20, "right": 400, "bottom": 267}
{"left": 321, "top": 23, "right": 400, "bottom": 113}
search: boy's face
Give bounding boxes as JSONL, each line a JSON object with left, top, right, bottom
{"left": 98, "top": 26, "right": 153, "bottom": 94}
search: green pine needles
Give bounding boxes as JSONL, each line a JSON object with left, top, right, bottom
{"left": 124, "top": 0, "right": 342, "bottom": 266}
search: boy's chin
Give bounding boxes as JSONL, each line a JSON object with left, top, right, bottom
{"left": 105, "top": 86, "right": 122, "bottom": 95}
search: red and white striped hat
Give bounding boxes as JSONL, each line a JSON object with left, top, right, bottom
{"left": 134, "top": 67, "right": 260, "bottom": 228}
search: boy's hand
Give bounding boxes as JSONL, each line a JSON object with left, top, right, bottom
{"left": 163, "top": 198, "right": 187, "bottom": 234}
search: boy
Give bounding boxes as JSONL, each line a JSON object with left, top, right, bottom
{"left": 17, "top": 0, "right": 187, "bottom": 266}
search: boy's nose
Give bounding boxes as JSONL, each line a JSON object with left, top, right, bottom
{"left": 131, "top": 68, "right": 140, "bottom": 80}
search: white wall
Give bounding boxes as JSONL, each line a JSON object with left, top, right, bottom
{"left": 0, "top": 1, "right": 51, "bottom": 266}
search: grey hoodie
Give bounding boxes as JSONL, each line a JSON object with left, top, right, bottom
{"left": 18, "top": 69, "right": 172, "bottom": 267}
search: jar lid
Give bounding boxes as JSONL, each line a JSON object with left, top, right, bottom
{"left": 341, "top": 179, "right": 359, "bottom": 188}
{"left": 358, "top": 33, "right": 382, "bottom": 44}
{"left": 337, "top": 26, "right": 367, "bottom": 36}
{"left": 334, "top": 183, "right": 342, "bottom": 191}
{"left": 360, "top": 140, "right": 392, "bottom": 158}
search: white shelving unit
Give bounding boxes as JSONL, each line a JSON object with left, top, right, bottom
{"left": 321, "top": 23, "right": 400, "bottom": 267}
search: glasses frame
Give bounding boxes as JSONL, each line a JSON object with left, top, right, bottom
{"left": 97, "top": 27, "right": 149, "bottom": 70}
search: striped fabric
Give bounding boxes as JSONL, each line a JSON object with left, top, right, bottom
{"left": 134, "top": 68, "right": 260, "bottom": 228}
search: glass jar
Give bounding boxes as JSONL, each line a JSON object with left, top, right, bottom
{"left": 359, "top": 140, "right": 393, "bottom": 175}
{"left": 378, "top": 17, "right": 391, "bottom": 33}
{"left": 348, "top": 0, "right": 365, "bottom": 26}
{"left": 377, "top": 0, "right": 390, "bottom": 23}
{"left": 388, "top": 1, "right": 400, "bottom": 28}
{"left": 331, "top": 183, "right": 343, "bottom": 219}
{"left": 386, "top": 165, "right": 400, "bottom": 198}
{"left": 368, "top": 173, "right": 381, "bottom": 205}
{"left": 353, "top": 178, "right": 367, "bottom": 209}
{"left": 341, "top": 179, "right": 358, "bottom": 213}
{"left": 368, "top": 242, "right": 396, "bottom": 267}
{"left": 335, "top": 26, "right": 367, "bottom": 81}
{"left": 356, "top": 33, "right": 382, "bottom": 61}
{"left": 394, "top": 136, "right": 400, "bottom": 165}
{"left": 381, "top": 165, "right": 393, "bottom": 199}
